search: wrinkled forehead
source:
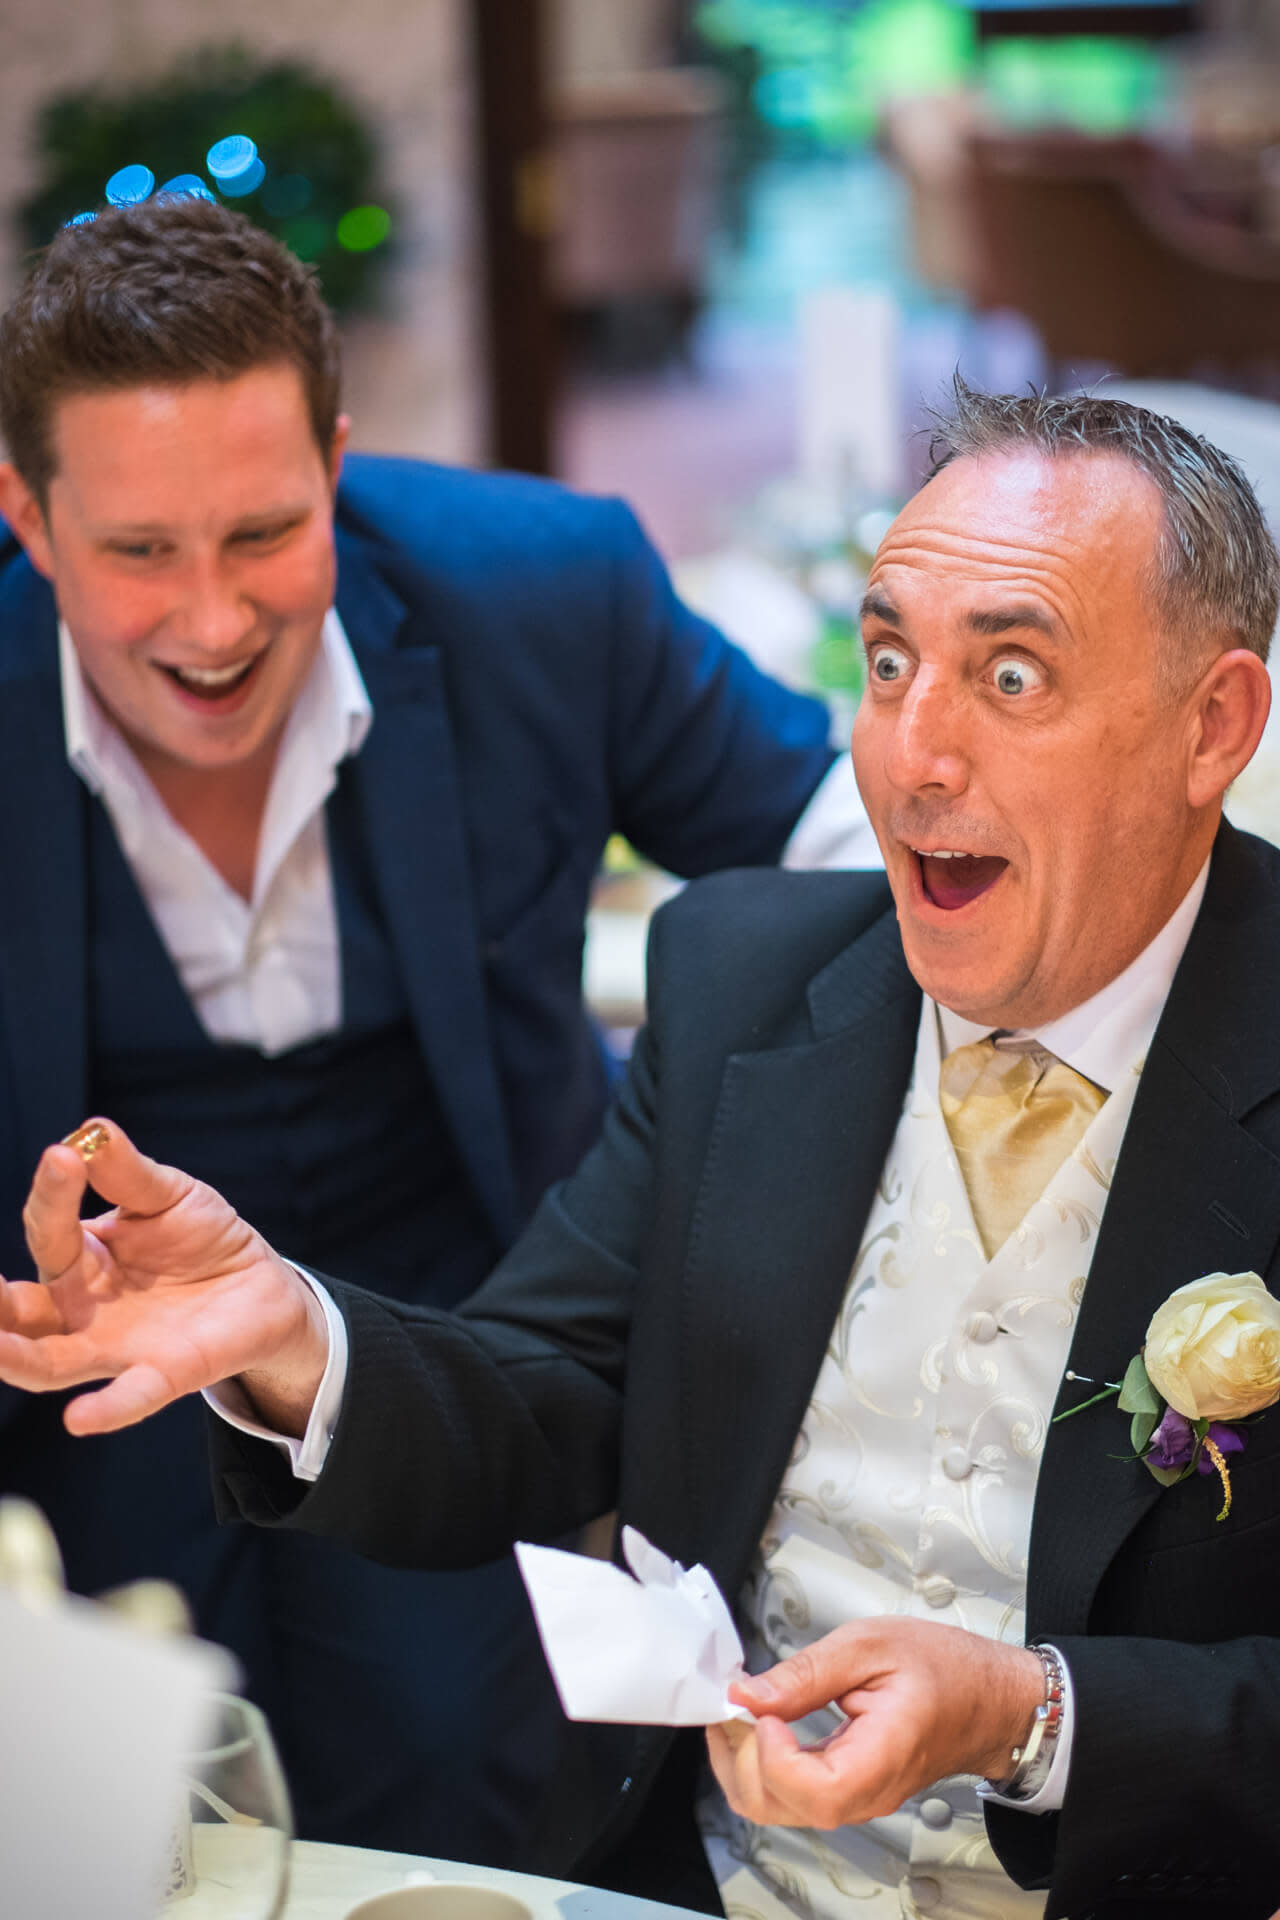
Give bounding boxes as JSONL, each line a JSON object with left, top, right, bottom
{"left": 897, "top": 447, "right": 1163, "bottom": 552}
{"left": 870, "top": 448, "right": 1168, "bottom": 633}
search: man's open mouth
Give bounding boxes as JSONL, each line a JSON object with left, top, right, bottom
{"left": 911, "top": 847, "right": 1008, "bottom": 911}
{"left": 160, "top": 653, "right": 265, "bottom": 703}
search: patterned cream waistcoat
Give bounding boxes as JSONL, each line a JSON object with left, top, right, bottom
{"left": 700, "top": 1001, "right": 1144, "bottom": 1920}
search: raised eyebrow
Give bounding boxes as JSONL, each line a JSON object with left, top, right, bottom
{"left": 964, "top": 604, "right": 1060, "bottom": 639}
{"left": 859, "top": 591, "right": 899, "bottom": 626}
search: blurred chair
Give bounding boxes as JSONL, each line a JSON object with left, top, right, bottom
{"left": 550, "top": 68, "right": 723, "bottom": 349}
{"left": 966, "top": 128, "right": 1280, "bottom": 380}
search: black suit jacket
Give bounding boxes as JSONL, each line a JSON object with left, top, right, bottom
{"left": 216, "top": 822, "right": 1280, "bottom": 1918}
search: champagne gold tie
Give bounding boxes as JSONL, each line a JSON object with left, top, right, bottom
{"left": 939, "top": 1039, "right": 1107, "bottom": 1260}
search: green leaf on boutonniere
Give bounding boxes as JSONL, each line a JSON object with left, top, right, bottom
{"left": 1119, "top": 1356, "right": 1163, "bottom": 1455}
{"left": 1118, "top": 1354, "right": 1161, "bottom": 1417}
{"left": 1143, "top": 1460, "right": 1187, "bottom": 1488}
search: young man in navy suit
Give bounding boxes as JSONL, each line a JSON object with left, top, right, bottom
{"left": 0, "top": 197, "right": 869, "bottom": 1861}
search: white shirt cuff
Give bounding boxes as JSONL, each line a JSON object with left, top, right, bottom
{"left": 977, "top": 1643, "right": 1074, "bottom": 1815}
{"left": 201, "top": 1265, "right": 347, "bottom": 1482}
{"left": 782, "top": 755, "right": 883, "bottom": 871}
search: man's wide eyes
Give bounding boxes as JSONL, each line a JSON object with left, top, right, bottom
{"left": 870, "top": 645, "right": 910, "bottom": 683}
{"left": 992, "top": 657, "right": 1045, "bottom": 696}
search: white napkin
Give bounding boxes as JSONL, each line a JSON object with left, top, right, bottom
{"left": 515, "top": 1526, "right": 753, "bottom": 1726}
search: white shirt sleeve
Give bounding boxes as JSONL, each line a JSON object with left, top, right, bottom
{"left": 781, "top": 755, "right": 883, "bottom": 871}
{"left": 201, "top": 1266, "right": 347, "bottom": 1483}
{"left": 977, "top": 1644, "right": 1075, "bottom": 1815}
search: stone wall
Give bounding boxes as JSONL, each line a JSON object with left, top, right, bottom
{"left": 0, "top": 0, "right": 483, "bottom": 462}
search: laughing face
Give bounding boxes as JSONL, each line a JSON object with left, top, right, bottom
{"left": 852, "top": 448, "right": 1225, "bottom": 1029}
{"left": 1, "top": 365, "right": 346, "bottom": 793}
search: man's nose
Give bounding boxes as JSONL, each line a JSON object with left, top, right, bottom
{"left": 882, "top": 671, "right": 970, "bottom": 797}
{"left": 173, "top": 557, "right": 256, "bottom": 654}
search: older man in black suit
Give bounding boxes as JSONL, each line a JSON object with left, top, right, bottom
{"left": 4, "top": 387, "right": 1279, "bottom": 1919}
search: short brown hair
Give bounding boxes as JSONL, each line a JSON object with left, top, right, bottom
{"left": 928, "top": 379, "right": 1280, "bottom": 673}
{"left": 0, "top": 196, "right": 342, "bottom": 502}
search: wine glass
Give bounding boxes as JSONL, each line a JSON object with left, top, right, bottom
{"left": 160, "top": 1693, "right": 293, "bottom": 1918}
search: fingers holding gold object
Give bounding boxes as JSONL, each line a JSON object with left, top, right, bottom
{"left": 60, "top": 1120, "right": 111, "bottom": 1163}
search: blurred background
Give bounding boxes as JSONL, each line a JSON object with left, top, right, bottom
{"left": 7, "top": 0, "right": 1280, "bottom": 1013}
{"left": 7, "top": 0, "right": 1280, "bottom": 532}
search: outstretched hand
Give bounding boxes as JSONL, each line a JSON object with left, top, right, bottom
{"left": 0, "top": 1119, "right": 328, "bottom": 1436}
{"left": 706, "top": 1617, "right": 1044, "bottom": 1829}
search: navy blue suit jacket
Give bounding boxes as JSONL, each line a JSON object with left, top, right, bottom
{"left": 0, "top": 454, "right": 835, "bottom": 1291}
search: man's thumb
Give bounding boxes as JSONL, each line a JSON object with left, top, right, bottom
{"left": 732, "top": 1642, "right": 845, "bottom": 1718}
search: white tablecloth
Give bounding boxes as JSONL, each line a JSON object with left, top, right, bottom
{"left": 276, "top": 1841, "right": 703, "bottom": 1920}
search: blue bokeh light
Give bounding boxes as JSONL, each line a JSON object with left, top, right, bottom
{"left": 219, "top": 156, "right": 266, "bottom": 199}
{"left": 205, "top": 134, "right": 258, "bottom": 183}
{"left": 105, "top": 164, "right": 155, "bottom": 207}
{"left": 158, "top": 174, "right": 215, "bottom": 202}
{"left": 64, "top": 211, "right": 97, "bottom": 227}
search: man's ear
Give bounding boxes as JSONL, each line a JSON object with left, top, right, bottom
{"left": 326, "top": 414, "right": 350, "bottom": 496}
{"left": 0, "top": 463, "right": 55, "bottom": 579}
{"left": 1186, "top": 647, "right": 1273, "bottom": 810}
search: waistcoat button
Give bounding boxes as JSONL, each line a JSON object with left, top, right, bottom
{"left": 966, "top": 1310, "right": 999, "bottom": 1343}
{"left": 906, "top": 1873, "right": 943, "bottom": 1912}
{"left": 920, "top": 1574, "right": 956, "bottom": 1609}
{"left": 919, "top": 1796, "right": 953, "bottom": 1829}
{"left": 941, "top": 1445, "right": 973, "bottom": 1480}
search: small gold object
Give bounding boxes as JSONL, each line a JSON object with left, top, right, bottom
{"left": 61, "top": 1121, "right": 110, "bottom": 1162}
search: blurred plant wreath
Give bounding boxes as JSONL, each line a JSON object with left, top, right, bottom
{"left": 19, "top": 44, "right": 394, "bottom": 313}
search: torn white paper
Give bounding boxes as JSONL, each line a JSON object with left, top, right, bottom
{"left": 515, "top": 1525, "right": 753, "bottom": 1726}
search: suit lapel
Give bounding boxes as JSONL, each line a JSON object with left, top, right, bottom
{"left": 675, "top": 908, "right": 921, "bottom": 1591}
{"left": 0, "top": 571, "right": 89, "bottom": 1182}
{"left": 337, "top": 531, "right": 522, "bottom": 1249}
{"left": 1029, "top": 824, "right": 1280, "bottom": 1635}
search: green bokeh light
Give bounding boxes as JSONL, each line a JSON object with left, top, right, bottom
{"left": 336, "top": 203, "right": 391, "bottom": 252}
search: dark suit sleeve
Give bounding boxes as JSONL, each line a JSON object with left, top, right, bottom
{"left": 987, "top": 1635, "right": 1280, "bottom": 1917}
{"left": 600, "top": 505, "right": 837, "bottom": 874}
{"left": 211, "top": 1011, "right": 663, "bottom": 1565}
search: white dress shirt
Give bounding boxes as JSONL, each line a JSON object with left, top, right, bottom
{"left": 60, "top": 610, "right": 373, "bottom": 1058}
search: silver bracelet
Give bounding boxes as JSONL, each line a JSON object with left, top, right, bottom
{"left": 988, "top": 1644, "right": 1065, "bottom": 1800}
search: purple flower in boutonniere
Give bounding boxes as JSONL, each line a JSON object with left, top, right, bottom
{"left": 1056, "top": 1271, "right": 1280, "bottom": 1522}
{"left": 1145, "top": 1407, "right": 1247, "bottom": 1477}
{"left": 1144, "top": 1407, "right": 1198, "bottom": 1473}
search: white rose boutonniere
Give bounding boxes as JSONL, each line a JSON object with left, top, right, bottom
{"left": 1143, "top": 1272, "right": 1280, "bottom": 1420}
{"left": 1056, "top": 1271, "right": 1280, "bottom": 1521}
